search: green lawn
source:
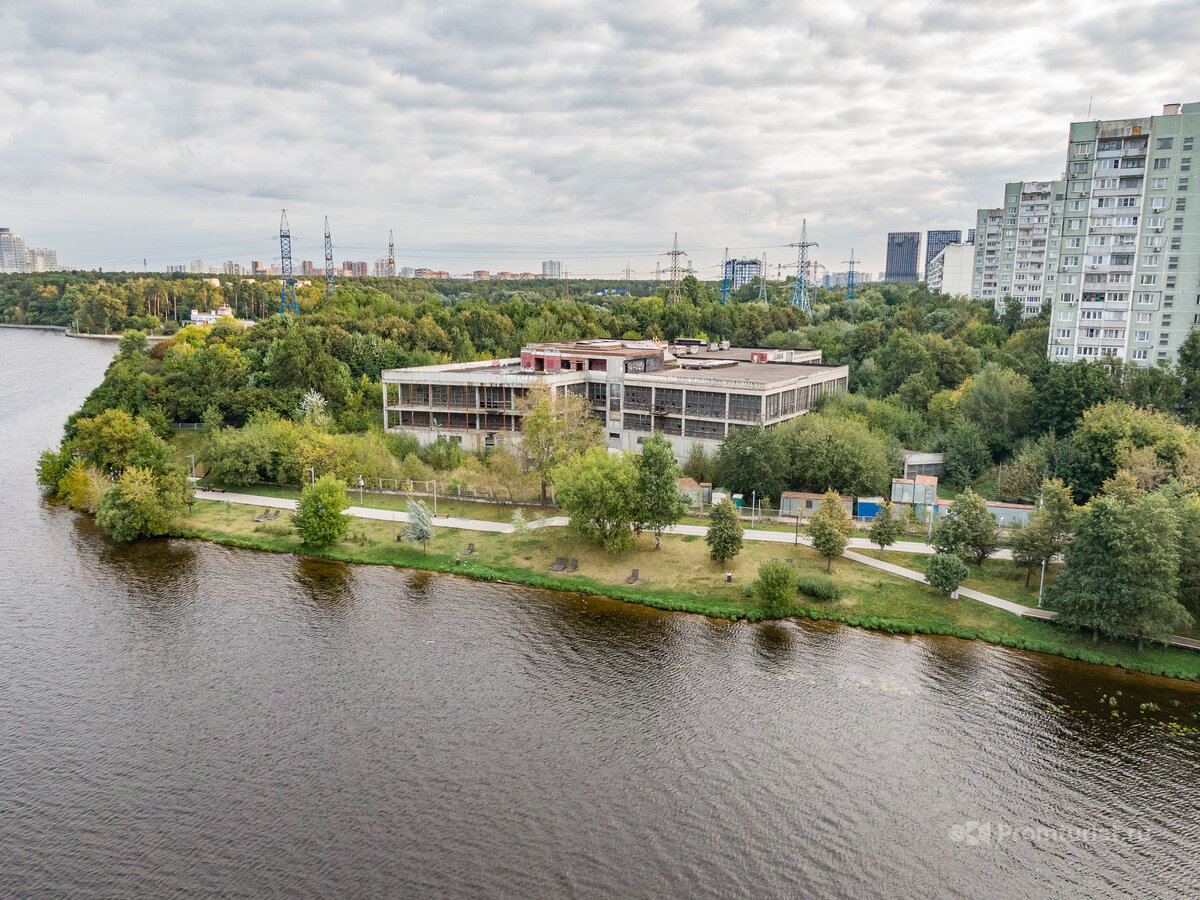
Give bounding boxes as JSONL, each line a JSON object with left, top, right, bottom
{"left": 881, "top": 550, "right": 1060, "bottom": 610}
{"left": 174, "top": 497, "right": 1200, "bottom": 682}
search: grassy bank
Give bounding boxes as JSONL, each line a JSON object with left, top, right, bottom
{"left": 171, "top": 498, "right": 1200, "bottom": 682}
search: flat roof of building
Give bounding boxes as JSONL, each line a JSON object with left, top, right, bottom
{"left": 638, "top": 361, "right": 845, "bottom": 385}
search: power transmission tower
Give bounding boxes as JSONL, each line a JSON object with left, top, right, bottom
{"left": 787, "top": 219, "right": 818, "bottom": 313}
{"left": 624, "top": 262, "right": 632, "bottom": 293}
{"left": 386, "top": 229, "right": 396, "bottom": 277}
{"left": 279, "top": 209, "right": 298, "bottom": 314}
{"left": 757, "top": 252, "right": 769, "bottom": 302}
{"left": 718, "top": 247, "right": 731, "bottom": 304}
{"left": 655, "top": 261, "right": 661, "bottom": 282}
{"left": 843, "top": 249, "right": 857, "bottom": 301}
{"left": 665, "top": 233, "right": 686, "bottom": 305}
{"left": 324, "top": 216, "right": 336, "bottom": 302}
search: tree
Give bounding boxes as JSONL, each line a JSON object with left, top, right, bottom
{"left": 552, "top": 447, "right": 640, "bottom": 551}
{"left": 510, "top": 508, "right": 528, "bottom": 537}
{"left": 405, "top": 498, "right": 434, "bottom": 553}
{"left": 714, "top": 425, "right": 787, "bottom": 503}
{"left": 925, "top": 552, "right": 970, "bottom": 614}
{"left": 1048, "top": 491, "right": 1192, "bottom": 648}
{"left": 635, "top": 432, "right": 689, "bottom": 548}
{"left": 682, "top": 442, "right": 715, "bottom": 485}
{"left": 706, "top": 497, "right": 743, "bottom": 565}
{"left": 957, "top": 363, "right": 1034, "bottom": 458}
{"left": 96, "top": 465, "right": 188, "bottom": 542}
{"left": 755, "top": 560, "right": 795, "bottom": 610}
{"left": 292, "top": 474, "right": 350, "bottom": 548}
{"left": 1177, "top": 328, "right": 1200, "bottom": 426}
{"left": 118, "top": 329, "right": 148, "bottom": 357}
{"left": 945, "top": 420, "right": 990, "bottom": 486}
{"left": 931, "top": 488, "right": 998, "bottom": 566}
{"left": 1010, "top": 478, "right": 1076, "bottom": 586}
{"left": 777, "top": 414, "right": 894, "bottom": 498}
{"left": 808, "top": 491, "right": 854, "bottom": 572}
{"left": 868, "top": 500, "right": 903, "bottom": 559}
{"left": 519, "top": 387, "right": 603, "bottom": 503}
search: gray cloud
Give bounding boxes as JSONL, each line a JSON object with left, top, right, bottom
{"left": 0, "top": 0, "right": 1197, "bottom": 275}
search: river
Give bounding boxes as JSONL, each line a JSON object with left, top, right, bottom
{"left": 1, "top": 327, "right": 1198, "bottom": 898}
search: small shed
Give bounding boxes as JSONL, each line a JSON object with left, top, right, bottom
{"left": 781, "top": 491, "right": 854, "bottom": 518}
{"left": 676, "top": 477, "right": 703, "bottom": 508}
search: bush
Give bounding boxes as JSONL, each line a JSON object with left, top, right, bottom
{"left": 796, "top": 573, "right": 841, "bottom": 602}
{"left": 293, "top": 474, "right": 350, "bottom": 547}
{"left": 755, "top": 560, "right": 796, "bottom": 609}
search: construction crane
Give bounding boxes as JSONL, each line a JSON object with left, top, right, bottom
{"left": 279, "top": 209, "right": 299, "bottom": 315}
{"left": 787, "top": 219, "right": 818, "bottom": 312}
{"left": 843, "top": 249, "right": 857, "bottom": 301}
{"left": 324, "top": 216, "right": 336, "bottom": 302}
{"left": 663, "top": 233, "right": 686, "bottom": 305}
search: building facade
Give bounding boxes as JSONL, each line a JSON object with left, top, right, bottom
{"left": 382, "top": 339, "right": 848, "bottom": 459}
{"left": 971, "top": 208, "right": 1003, "bottom": 303}
{"left": 1050, "top": 102, "right": 1200, "bottom": 365}
{"left": 924, "top": 230, "right": 962, "bottom": 278}
{"left": 541, "top": 260, "right": 563, "bottom": 278}
{"left": 927, "top": 243, "right": 975, "bottom": 296}
{"left": 885, "top": 232, "right": 920, "bottom": 282}
{"left": 823, "top": 270, "right": 873, "bottom": 290}
{"left": 723, "top": 258, "right": 763, "bottom": 290}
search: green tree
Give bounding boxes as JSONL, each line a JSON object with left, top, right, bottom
{"left": 405, "top": 498, "right": 435, "bottom": 553}
{"left": 1010, "top": 478, "right": 1076, "bottom": 586}
{"left": 931, "top": 488, "right": 998, "bottom": 566}
{"left": 552, "top": 446, "right": 640, "bottom": 551}
{"left": 292, "top": 474, "right": 350, "bottom": 548}
{"left": 945, "top": 420, "right": 990, "bottom": 486}
{"left": 1177, "top": 328, "right": 1200, "bottom": 425}
{"left": 925, "top": 552, "right": 970, "bottom": 614}
{"left": 957, "top": 363, "right": 1035, "bottom": 458}
{"left": 1048, "top": 491, "right": 1192, "bottom": 648}
{"left": 714, "top": 425, "right": 786, "bottom": 503}
{"left": 808, "top": 491, "right": 854, "bottom": 572}
{"left": 635, "top": 432, "right": 689, "bottom": 548}
{"left": 519, "top": 387, "right": 603, "bottom": 503}
{"left": 755, "top": 559, "right": 795, "bottom": 610}
{"left": 777, "top": 414, "right": 893, "bottom": 497}
{"left": 96, "top": 465, "right": 189, "bottom": 541}
{"left": 868, "top": 500, "right": 903, "bottom": 559}
{"left": 118, "top": 329, "right": 148, "bottom": 357}
{"left": 682, "top": 442, "right": 715, "bottom": 485}
{"left": 706, "top": 497, "right": 744, "bottom": 565}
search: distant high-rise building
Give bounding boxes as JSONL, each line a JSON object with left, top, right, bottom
{"left": 300, "top": 260, "right": 316, "bottom": 276}
{"left": 400, "top": 266, "right": 414, "bottom": 278}
{"left": 166, "top": 264, "right": 187, "bottom": 274}
{"left": 27, "top": 247, "right": 58, "bottom": 272}
{"left": 0, "top": 228, "right": 28, "bottom": 273}
{"left": 885, "top": 233, "right": 920, "bottom": 281}
{"left": 966, "top": 228, "right": 976, "bottom": 244}
{"left": 927, "top": 244, "right": 975, "bottom": 296}
{"left": 251, "top": 261, "right": 266, "bottom": 276}
{"left": 971, "top": 208, "right": 1003, "bottom": 303}
{"left": 823, "top": 271, "right": 873, "bottom": 290}
{"left": 972, "top": 180, "right": 1065, "bottom": 319}
{"left": 723, "top": 258, "right": 762, "bottom": 290}
{"left": 924, "top": 230, "right": 962, "bottom": 276}
{"left": 472, "top": 270, "right": 491, "bottom": 281}
{"left": 542, "top": 260, "right": 563, "bottom": 278}
{"left": 1050, "top": 101, "right": 1200, "bottom": 366}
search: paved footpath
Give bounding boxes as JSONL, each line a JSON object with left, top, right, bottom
{"left": 194, "top": 488, "right": 1198, "bottom": 651}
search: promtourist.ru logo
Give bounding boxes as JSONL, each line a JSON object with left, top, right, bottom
{"left": 948, "top": 820, "right": 1149, "bottom": 846}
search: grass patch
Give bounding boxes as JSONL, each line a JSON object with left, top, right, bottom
{"left": 172, "top": 497, "right": 1200, "bottom": 683}
{"left": 881, "top": 550, "right": 1059, "bottom": 609}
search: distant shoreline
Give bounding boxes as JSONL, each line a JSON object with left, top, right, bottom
{"left": 0, "top": 325, "right": 170, "bottom": 343}
{"left": 0, "top": 323, "right": 66, "bottom": 332}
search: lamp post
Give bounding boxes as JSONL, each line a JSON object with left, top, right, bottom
{"left": 306, "top": 467, "right": 315, "bottom": 485}
{"left": 358, "top": 475, "right": 364, "bottom": 507}
{"left": 1036, "top": 493, "right": 1046, "bottom": 608}
{"left": 186, "top": 455, "right": 196, "bottom": 479}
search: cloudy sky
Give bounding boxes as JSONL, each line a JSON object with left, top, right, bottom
{"left": 2, "top": 0, "right": 1197, "bottom": 278}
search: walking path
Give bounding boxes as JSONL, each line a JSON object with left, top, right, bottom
{"left": 193, "top": 488, "right": 1198, "bottom": 651}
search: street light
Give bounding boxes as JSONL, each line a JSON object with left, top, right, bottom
{"left": 358, "top": 475, "right": 364, "bottom": 506}
{"left": 306, "top": 467, "right": 315, "bottom": 485}
{"left": 186, "top": 454, "right": 196, "bottom": 479}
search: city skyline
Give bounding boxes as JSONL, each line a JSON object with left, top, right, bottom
{"left": 3, "top": 1, "right": 1197, "bottom": 277}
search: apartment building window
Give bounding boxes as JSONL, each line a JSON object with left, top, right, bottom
{"left": 1177, "top": 198, "right": 1187, "bottom": 211}
{"left": 1135, "top": 331, "right": 1149, "bottom": 341}
{"left": 1150, "top": 198, "right": 1167, "bottom": 210}
{"left": 1066, "top": 237, "right": 1082, "bottom": 248}
{"left": 1179, "top": 178, "right": 1189, "bottom": 191}
{"left": 1185, "top": 138, "right": 1195, "bottom": 151}
{"left": 1097, "top": 159, "right": 1118, "bottom": 171}
{"left": 1174, "top": 217, "right": 1185, "bottom": 231}
{"left": 1143, "top": 255, "right": 1160, "bottom": 266}
{"left": 1156, "top": 138, "right": 1175, "bottom": 150}
{"left": 1094, "top": 197, "right": 1114, "bottom": 208}
{"left": 1067, "top": 219, "right": 1084, "bottom": 230}
{"left": 1172, "top": 238, "right": 1182, "bottom": 249}
{"left": 1132, "top": 349, "right": 1148, "bottom": 360}
{"left": 1117, "top": 196, "right": 1139, "bottom": 208}
{"left": 1059, "top": 309, "right": 1073, "bottom": 321}
{"left": 1152, "top": 177, "right": 1169, "bottom": 189}
{"left": 1087, "top": 254, "right": 1106, "bottom": 265}
{"left": 1154, "top": 158, "right": 1171, "bottom": 170}
{"left": 1140, "top": 274, "right": 1158, "bottom": 285}
{"left": 1115, "top": 216, "right": 1137, "bottom": 227}
{"left": 1145, "top": 236, "right": 1163, "bottom": 249}
{"left": 1057, "top": 329, "right": 1072, "bottom": 338}
{"left": 1073, "top": 142, "right": 1092, "bottom": 156}
{"left": 1067, "top": 200, "right": 1084, "bottom": 211}
{"left": 1182, "top": 158, "right": 1192, "bottom": 172}
{"left": 1062, "top": 256, "right": 1080, "bottom": 266}
{"left": 1147, "top": 216, "right": 1166, "bottom": 228}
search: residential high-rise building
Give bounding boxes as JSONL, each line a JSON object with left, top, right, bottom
{"left": 966, "top": 228, "right": 976, "bottom": 244}
{"left": 971, "top": 208, "right": 1003, "bottom": 303}
{"left": 927, "top": 244, "right": 975, "bottom": 296}
{"left": 0, "top": 228, "right": 28, "bottom": 273}
{"left": 27, "top": 247, "right": 58, "bottom": 272}
{"left": 541, "top": 260, "right": 563, "bottom": 278}
{"left": 924, "top": 230, "right": 962, "bottom": 277}
{"left": 823, "top": 271, "right": 873, "bottom": 290}
{"left": 999, "top": 180, "right": 1066, "bottom": 318}
{"left": 1050, "top": 101, "right": 1200, "bottom": 366}
{"left": 885, "top": 232, "right": 920, "bottom": 281}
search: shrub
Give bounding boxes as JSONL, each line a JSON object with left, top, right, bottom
{"left": 796, "top": 573, "right": 841, "bottom": 602}
{"left": 293, "top": 474, "right": 350, "bottom": 547}
{"left": 755, "top": 560, "right": 796, "bottom": 609}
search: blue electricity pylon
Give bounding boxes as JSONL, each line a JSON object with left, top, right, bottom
{"left": 719, "top": 247, "right": 731, "bottom": 304}
{"left": 843, "top": 249, "right": 857, "bottom": 301}
{"left": 787, "top": 219, "right": 818, "bottom": 313}
{"left": 279, "top": 209, "right": 299, "bottom": 314}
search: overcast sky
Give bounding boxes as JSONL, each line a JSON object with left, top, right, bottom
{"left": 2, "top": 0, "right": 1197, "bottom": 278}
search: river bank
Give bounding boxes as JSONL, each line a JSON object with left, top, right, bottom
{"left": 175, "top": 497, "right": 1200, "bottom": 683}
